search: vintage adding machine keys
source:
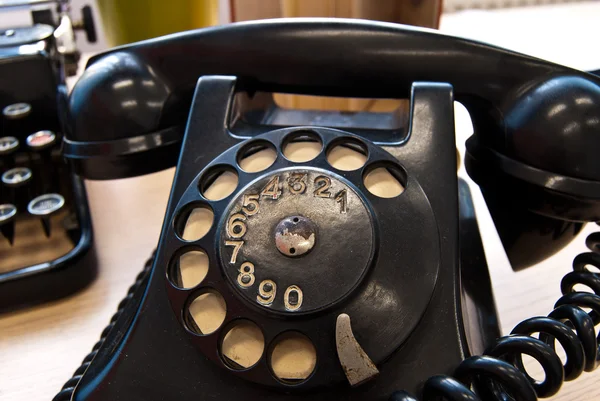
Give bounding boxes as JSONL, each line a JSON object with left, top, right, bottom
{"left": 56, "top": 20, "right": 600, "bottom": 401}
{"left": 0, "top": 0, "right": 96, "bottom": 310}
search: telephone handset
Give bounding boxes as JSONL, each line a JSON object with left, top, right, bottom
{"left": 56, "top": 19, "right": 600, "bottom": 401}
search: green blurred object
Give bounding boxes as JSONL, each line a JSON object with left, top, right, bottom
{"left": 97, "top": 0, "right": 218, "bottom": 46}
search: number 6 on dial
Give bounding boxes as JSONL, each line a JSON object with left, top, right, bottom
{"left": 227, "top": 213, "right": 247, "bottom": 238}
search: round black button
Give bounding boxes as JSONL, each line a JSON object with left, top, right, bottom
{"left": 26, "top": 130, "right": 56, "bottom": 150}
{"left": 27, "top": 193, "right": 65, "bottom": 216}
{"left": 0, "top": 203, "right": 17, "bottom": 223}
{"left": 0, "top": 136, "right": 19, "bottom": 155}
{"left": 2, "top": 103, "right": 31, "bottom": 119}
{"left": 2, "top": 167, "right": 32, "bottom": 187}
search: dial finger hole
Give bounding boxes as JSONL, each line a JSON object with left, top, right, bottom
{"left": 326, "top": 138, "right": 368, "bottom": 171}
{"left": 200, "top": 165, "right": 239, "bottom": 201}
{"left": 363, "top": 163, "right": 407, "bottom": 198}
{"left": 169, "top": 249, "right": 209, "bottom": 289}
{"left": 175, "top": 204, "right": 214, "bottom": 241}
{"left": 270, "top": 332, "right": 317, "bottom": 383}
{"left": 185, "top": 290, "right": 227, "bottom": 335}
{"left": 237, "top": 140, "right": 277, "bottom": 173}
{"left": 282, "top": 131, "right": 323, "bottom": 163}
{"left": 221, "top": 320, "right": 265, "bottom": 370}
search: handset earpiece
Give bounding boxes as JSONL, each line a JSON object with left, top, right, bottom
{"left": 465, "top": 74, "right": 600, "bottom": 269}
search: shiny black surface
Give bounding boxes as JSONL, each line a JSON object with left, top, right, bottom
{"left": 67, "top": 18, "right": 597, "bottom": 139}
{"left": 56, "top": 177, "right": 500, "bottom": 401}
{"left": 391, "top": 251, "right": 600, "bottom": 401}
{"left": 0, "top": 24, "right": 53, "bottom": 47}
{"left": 503, "top": 76, "right": 600, "bottom": 181}
{"left": 165, "top": 127, "right": 440, "bottom": 388}
{"left": 65, "top": 19, "right": 600, "bottom": 180}
{"left": 458, "top": 179, "right": 501, "bottom": 354}
{"left": 64, "top": 78, "right": 497, "bottom": 401}
{"left": 64, "top": 19, "right": 600, "bottom": 271}
{"left": 58, "top": 18, "right": 600, "bottom": 401}
{"left": 484, "top": 191, "right": 584, "bottom": 269}
{"left": 0, "top": 39, "right": 59, "bottom": 136}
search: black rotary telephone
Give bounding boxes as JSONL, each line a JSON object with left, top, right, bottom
{"left": 55, "top": 20, "right": 600, "bottom": 401}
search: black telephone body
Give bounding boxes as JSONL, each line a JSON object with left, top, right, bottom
{"left": 56, "top": 20, "right": 600, "bottom": 401}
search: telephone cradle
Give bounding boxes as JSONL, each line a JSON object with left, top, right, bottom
{"left": 54, "top": 20, "right": 600, "bottom": 401}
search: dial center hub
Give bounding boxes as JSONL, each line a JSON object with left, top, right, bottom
{"left": 219, "top": 169, "right": 374, "bottom": 314}
{"left": 274, "top": 215, "right": 317, "bottom": 257}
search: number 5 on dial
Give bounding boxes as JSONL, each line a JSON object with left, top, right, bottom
{"left": 242, "top": 194, "right": 260, "bottom": 216}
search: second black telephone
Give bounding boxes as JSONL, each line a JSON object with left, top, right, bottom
{"left": 55, "top": 19, "right": 600, "bottom": 401}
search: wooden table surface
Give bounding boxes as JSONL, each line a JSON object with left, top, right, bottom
{"left": 2, "top": 2, "right": 600, "bottom": 401}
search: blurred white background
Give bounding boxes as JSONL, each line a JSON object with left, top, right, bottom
{"left": 0, "top": 0, "right": 598, "bottom": 58}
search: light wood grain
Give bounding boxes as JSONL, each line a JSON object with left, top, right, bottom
{"left": 0, "top": 170, "right": 174, "bottom": 401}
{"left": 0, "top": 211, "right": 73, "bottom": 273}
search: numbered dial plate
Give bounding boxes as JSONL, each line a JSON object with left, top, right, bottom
{"left": 164, "top": 127, "right": 440, "bottom": 390}
{"left": 220, "top": 170, "right": 373, "bottom": 314}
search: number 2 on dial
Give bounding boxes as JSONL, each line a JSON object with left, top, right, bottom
{"left": 314, "top": 176, "right": 331, "bottom": 198}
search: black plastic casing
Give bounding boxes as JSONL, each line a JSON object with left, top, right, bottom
{"left": 63, "top": 19, "right": 600, "bottom": 270}
{"left": 57, "top": 73, "right": 501, "bottom": 400}
{"left": 0, "top": 25, "right": 97, "bottom": 311}
{"left": 57, "top": 19, "right": 600, "bottom": 400}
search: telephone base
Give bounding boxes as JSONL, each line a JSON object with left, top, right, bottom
{"left": 53, "top": 178, "right": 499, "bottom": 401}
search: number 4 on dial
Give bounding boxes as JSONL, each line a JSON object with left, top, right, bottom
{"left": 260, "top": 176, "right": 282, "bottom": 200}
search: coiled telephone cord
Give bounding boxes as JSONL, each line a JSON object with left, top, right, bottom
{"left": 392, "top": 227, "right": 600, "bottom": 401}
{"left": 53, "top": 229, "right": 600, "bottom": 401}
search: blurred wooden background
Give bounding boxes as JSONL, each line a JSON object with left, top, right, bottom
{"left": 231, "top": 0, "right": 441, "bottom": 112}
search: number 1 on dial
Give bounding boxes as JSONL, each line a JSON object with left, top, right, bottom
{"left": 335, "top": 189, "right": 347, "bottom": 214}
